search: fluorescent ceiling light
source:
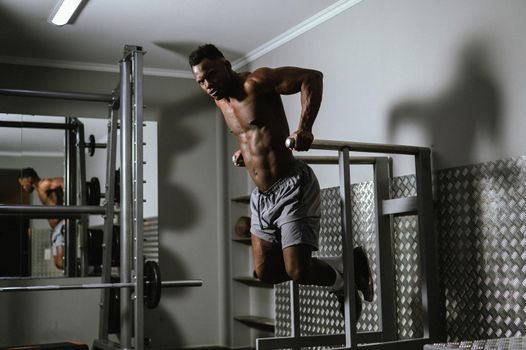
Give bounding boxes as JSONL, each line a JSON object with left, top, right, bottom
{"left": 49, "top": 0, "right": 84, "bottom": 26}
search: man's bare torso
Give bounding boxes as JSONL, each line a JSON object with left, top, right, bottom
{"left": 36, "top": 178, "right": 64, "bottom": 228}
{"left": 216, "top": 73, "right": 294, "bottom": 191}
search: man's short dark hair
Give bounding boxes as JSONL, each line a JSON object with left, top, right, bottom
{"left": 20, "top": 167, "right": 39, "bottom": 180}
{"left": 188, "top": 44, "right": 225, "bottom": 67}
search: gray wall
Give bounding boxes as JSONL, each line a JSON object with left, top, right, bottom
{"left": 2, "top": 0, "right": 526, "bottom": 347}
{"left": 249, "top": 0, "right": 526, "bottom": 187}
{"left": 0, "top": 63, "right": 223, "bottom": 348}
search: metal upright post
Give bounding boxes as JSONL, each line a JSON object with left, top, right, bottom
{"left": 65, "top": 117, "right": 78, "bottom": 277}
{"left": 338, "top": 148, "right": 357, "bottom": 349}
{"left": 97, "top": 103, "right": 119, "bottom": 341}
{"left": 120, "top": 56, "right": 133, "bottom": 350}
{"left": 415, "top": 149, "right": 443, "bottom": 342}
{"left": 77, "top": 121, "right": 89, "bottom": 276}
{"left": 373, "top": 158, "right": 397, "bottom": 341}
{"left": 290, "top": 282, "right": 301, "bottom": 350}
{"left": 131, "top": 46, "right": 146, "bottom": 350}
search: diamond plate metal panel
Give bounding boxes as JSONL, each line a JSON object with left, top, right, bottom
{"left": 436, "top": 157, "right": 526, "bottom": 342}
{"left": 426, "top": 336, "right": 526, "bottom": 349}
{"left": 275, "top": 182, "right": 385, "bottom": 343}
{"left": 391, "top": 175, "right": 424, "bottom": 340}
{"left": 275, "top": 156, "right": 526, "bottom": 348}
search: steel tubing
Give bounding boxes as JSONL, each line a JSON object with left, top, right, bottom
{"left": 310, "top": 139, "right": 423, "bottom": 155}
{"left": 0, "top": 205, "right": 106, "bottom": 217}
{"left": 296, "top": 155, "right": 377, "bottom": 165}
{"left": 0, "top": 280, "right": 203, "bottom": 293}
{"left": 0, "top": 88, "right": 113, "bottom": 103}
{"left": 0, "top": 121, "right": 76, "bottom": 130}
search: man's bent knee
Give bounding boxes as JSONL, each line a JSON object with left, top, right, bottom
{"left": 286, "top": 265, "right": 311, "bottom": 285}
{"left": 254, "top": 265, "right": 288, "bottom": 285}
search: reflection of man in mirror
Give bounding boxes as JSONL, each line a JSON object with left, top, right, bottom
{"left": 18, "top": 167, "right": 65, "bottom": 269}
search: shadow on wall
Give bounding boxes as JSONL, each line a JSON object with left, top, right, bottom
{"left": 157, "top": 91, "right": 212, "bottom": 230}
{"left": 387, "top": 39, "right": 503, "bottom": 170}
{"left": 145, "top": 247, "right": 193, "bottom": 348}
{"left": 155, "top": 42, "right": 242, "bottom": 231}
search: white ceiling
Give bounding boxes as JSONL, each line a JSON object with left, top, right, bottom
{"left": 0, "top": 0, "right": 356, "bottom": 78}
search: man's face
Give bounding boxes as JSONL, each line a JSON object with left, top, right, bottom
{"left": 192, "top": 58, "right": 230, "bottom": 101}
{"left": 18, "top": 177, "right": 34, "bottom": 193}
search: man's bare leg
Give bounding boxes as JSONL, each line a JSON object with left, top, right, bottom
{"left": 251, "top": 235, "right": 290, "bottom": 284}
{"left": 282, "top": 244, "right": 337, "bottom": 286}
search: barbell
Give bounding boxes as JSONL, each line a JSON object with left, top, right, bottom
{"left": 86, "top": 134, "right": 107, "bottom": 157}
{"left": 85, "top": 174, "right": 120, "bottom": 206}
{"left": 0, "top": 260, "right": 202, "bottom": 309}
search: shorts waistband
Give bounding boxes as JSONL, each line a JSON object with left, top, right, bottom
{"left": 258, "top": 158, "right": 303, "bottom": 195}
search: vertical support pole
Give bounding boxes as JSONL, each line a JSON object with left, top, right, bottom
{"left": 120, "top": 57, "right": 133, "bottom": 350}
{"left": 132, "top": 46, "right": 145, "bottom": 350}
{"left": 414, "top": 148, "right": 443, "bottom": 341}
{"left": 290, "top": 281, "right": 301, "bottom": 350}
{"left": 373, "top": 157, "right": 397, "bottom": 341}
{"left": 98, "top": 104, "right": 119, "bottom": 340}
{"left": 338, "top": 147, "right": 357, "bottom": 349}
{"left": 64, "top": 117, "right": 77, "bottom": 277}
{"left": 77, "top": 121, "right": 89, "bottom": 276}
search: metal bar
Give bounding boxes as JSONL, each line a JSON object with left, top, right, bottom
{"left": 132, "top": 45, "right": 146, "bottom": 350}
{"left": 258, "top": 334, "right": 345, "bottom": 350}
{"left": 119, "top": 57, "right": 133, "bottom": 350}
{"left": 414, "top": 149, "right": 444, "bottom": 341}
{"left": 0, "top": 205, "right": 106, "bottom": 216}
{"left": 373, "top": 158, "right": 397, "bottom": 341}
{"left": 309, "top": 139, "right": 423, "bottom": 155}
{"left": 0, "top": 88, "right": 113, "bottom": 103}
{"left": 0, "top": 121, "right": 76, "bottom": 130}
{"left": 290, "top": 281, "right": 301, "bottom": 350}
{"left": 338, "top": 148, "right": 357, "bottom": 349}
{"left": 256, "top": 331, "right": 384, "bottom": 350}
{"left": 295, "top": 155, "right": 376, "bottom": 165}
{"left": 381, "top": 196, "right": 418, "bottom": 216}
{"left": 0, "top": 279, "right": 203, "bottom": 293}
{"left": 77, "top": 122, "right": 89, "bottom": 276}
{"left": 65, "top": 118, "right": 77, "bottom": 277}
{"left": 332, "top": 338, "right": 431, "bottom": 350}
{"left": 98, "top": 104, "right": 119, "bottom": 340}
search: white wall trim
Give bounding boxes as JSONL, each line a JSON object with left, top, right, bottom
{"left": 0, "top": 0, "right": 362, "bottom": 79}
{"left": 232, "top": 0, "right": 364, "bottom": 70}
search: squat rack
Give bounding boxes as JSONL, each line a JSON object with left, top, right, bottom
{"left": 0, "top": 45, "right": 202, "bottom": 350}
{"left": 257, "top": 140, "right": 443, "bottom": 350}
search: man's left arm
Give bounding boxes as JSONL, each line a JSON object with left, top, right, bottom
{"left": 251, "top": 67, "right": 323, "bottom": 151}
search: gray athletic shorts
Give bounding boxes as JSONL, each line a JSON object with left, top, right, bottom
{"left": 51, "top": 220, "right": 65, "bottom": 257}
{"left": 250, "top": 159, "right": 321, "bottom": 250}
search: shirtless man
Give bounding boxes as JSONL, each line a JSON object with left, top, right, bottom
{"left": 18, "top": 167, "right": 65, "bottom": 269}
{"left": 189, "top": 44, "right": 373, "bottom": 317}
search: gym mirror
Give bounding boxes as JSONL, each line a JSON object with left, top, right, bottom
{"left": 0, "top": 113, "right": 158, "bottom": 278}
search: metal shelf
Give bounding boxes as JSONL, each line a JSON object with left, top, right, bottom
{"left": 233, "top": 276, "right": 273, "bottom": 288}
{"left": 234, "top": 316, "right": 275, "bottom": 333}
